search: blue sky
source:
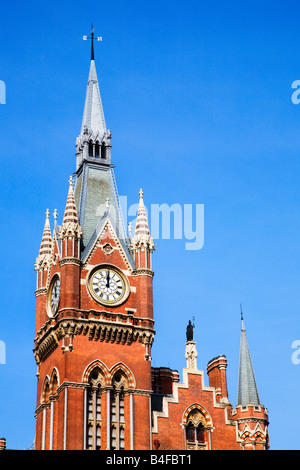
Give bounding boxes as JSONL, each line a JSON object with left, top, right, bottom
{"left": 0, "top": 0, "right": 300, "bottom": 450}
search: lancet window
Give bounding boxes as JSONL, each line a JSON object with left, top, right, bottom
{"left": 85, "top": 367, "right": 103, "bottom": 450}
{"left": 185, "top": 408, "right": 208, "bottom": 450}
{"left": 110, "top": 372, "right": 126, "bottom": 450}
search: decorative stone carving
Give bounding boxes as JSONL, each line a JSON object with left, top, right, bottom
{"left": 185, "top": 341, "right": 198, "bottom": 370}
{"left": 102, "top": 242, "right": 114, "bottom": 255}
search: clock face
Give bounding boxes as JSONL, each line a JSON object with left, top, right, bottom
{"left": 89, "top": 267, "right": 127, "bottom": 305}
{"left": 50, "top": 277, "right": 60, "bottom": 315}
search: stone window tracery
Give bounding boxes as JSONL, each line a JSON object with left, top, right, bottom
{"left": 85, "top": 367, "right": 103, "bottom": 450}
{"left": 110, "top": 372, "right": 126, "bottom": 450}
{"left": 185, "top": 408, "right": 208, "bottom": 450}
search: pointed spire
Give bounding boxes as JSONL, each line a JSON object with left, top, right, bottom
{"left": 237, "top": 312, "right": 260, "bottom": 407}
{"left": 59, "top": 177, "right": 82, "bottom": 241}
{"left": 133, "top": 189, "right": 151, "bottom": 238}
{"left": 38, "top": 209, "right": 52, "bottom": 257}
{"left": 80, "top": 45, "right": 106, "bottom": 138}
{"left": 62, "top": 177, "right": 79, "bottom": 225}
{"left": 131, "top": 189, "right": 154, "bottom": 256}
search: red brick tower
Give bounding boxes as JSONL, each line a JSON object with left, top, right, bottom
{"left": 33, "top": 31, "right": 269, "bottom": 451}
{"left": 33, "top": 33, "right": 155, "bottom": 450}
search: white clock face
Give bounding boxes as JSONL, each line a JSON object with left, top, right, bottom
{"left": 89, "top": 267, "right": 127, "bottom": 305}
{"left": 50, "top": 277, "right": 60, "bottom": 315}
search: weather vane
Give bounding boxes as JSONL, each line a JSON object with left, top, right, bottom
{"left": 83, "top": 25, "right": 102, "bottom": 60}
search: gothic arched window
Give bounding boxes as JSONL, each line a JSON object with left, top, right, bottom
{"left": 42, "top": 378, "right": 50, "bottom": 404}
{"left": 110, "top": 372, "right": 126, "bottom": 450}
{"left": 101, "top": 142, "right": 106, "bottom": 159}
{"left": 95, "top": 141, "right": 100, "bottom": 158}
{"left": 88, "top": 140, "right": 94, "bottom": 158}
{"left": 185, "top": 408, "right": 208, "bottom": 450}
{"left": 85, "top": 367, "right": 103, "bottom": 450}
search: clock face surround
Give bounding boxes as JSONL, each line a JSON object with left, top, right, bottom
{"left": 88, "top": 265, "right": 129, "bottom": 306}
{"left": 48, "top": 275, "right": 60, "bottom": 317}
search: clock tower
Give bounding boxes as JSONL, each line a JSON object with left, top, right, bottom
{"left": 34, "top": 34, "right": 155, "bottom": 450}
{"left": 33, "top": 30, "right": 269, "bottom": 452}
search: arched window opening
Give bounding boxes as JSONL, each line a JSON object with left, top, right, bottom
{"left": 186, "top": 423, "right": 195, "bottom": 442}
{"left": 85, "top": 367, "right": 103, "bottom": 450}
{"left": 51, "top": 371, "right": 58, "bottom": 397}
{"left": 110, "top": 371, "right": 127, "bottom": 450}
{"left": 185, "top": 408, "right": 208, "bottom": 450}
{"left": 42, "top": 380, "right": 50, "bottom": 404}
{"left": 95, "top": 141, "right": 100, "bottom": 158}
{"left": 101, "top": 143, "right": 106, "bottom": 159}
{"left": 88, "top": 140, "right": 94, "bottom": 158}
{"left": 196, "top": 422, "right": 205, "bottom": 443}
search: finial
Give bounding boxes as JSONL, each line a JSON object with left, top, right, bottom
{"left": 69, "top": 175, "right": 73, "bottom": 187}
{"left": 83, "top": 25, "right": 102, "bottom": 61}
{"left": 53, "top": 209, "right": 58, "bottom": 222}
{"left": 240, "top": 303, "right": 243, "bottom": 320}
{"left": 91, "top": 24, "right": 95, "bottom": 61}
{"left": 45, "top": 209, "right": 50, "bottom": 220}
{"left": 139, "top": 188, "right": 144, "bottom": 199}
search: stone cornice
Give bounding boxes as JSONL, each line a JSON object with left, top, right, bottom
{"left": 132, "top": 268, "right": 154, "bottom": 278}
{"left": 59, "top": 257, "right": 81, "bottom": 267}
{"left": 35, "top": 287, "right": 48, "bottom": 297}
{"left": 34, "top": 313, "right": 155, "bottom": 365}
{"left": 237, "top": 417, "right": 269, "bottom": 425}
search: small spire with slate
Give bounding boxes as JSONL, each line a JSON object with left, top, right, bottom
{"left": 237, "top": 310, "right": 261, "bottom": 407}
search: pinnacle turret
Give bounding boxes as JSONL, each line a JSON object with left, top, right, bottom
{"left": 130, "top": 189, "right": 154, "bottom": 270}
{"left": 62, "top": 177, "right": 79, "bottom": 226}
{"left": 59, "top": 177, "right": 82, "bottom": 242}
{"left": 37, "top": 209, "right": 52, "bottom": 258}
{"left": 131, "top": 189, "right": 154, "bottom": 250}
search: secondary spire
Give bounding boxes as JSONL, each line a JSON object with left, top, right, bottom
{"left": 237, "top": 311, "right": 260, "bottom": 407}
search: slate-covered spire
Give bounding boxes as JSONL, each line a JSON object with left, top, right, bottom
{"left": 237, "top": 312, "right": 260, "bottom": 407}
{"left": 74, "top": 32, "right": 128, "bottom": 261}
{"left": 80, "top": 55, "right": 106, "bottom": 138}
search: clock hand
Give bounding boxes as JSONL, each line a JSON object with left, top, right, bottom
{"left": 106, "top": 270, "right": 110, "bottom": 288}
